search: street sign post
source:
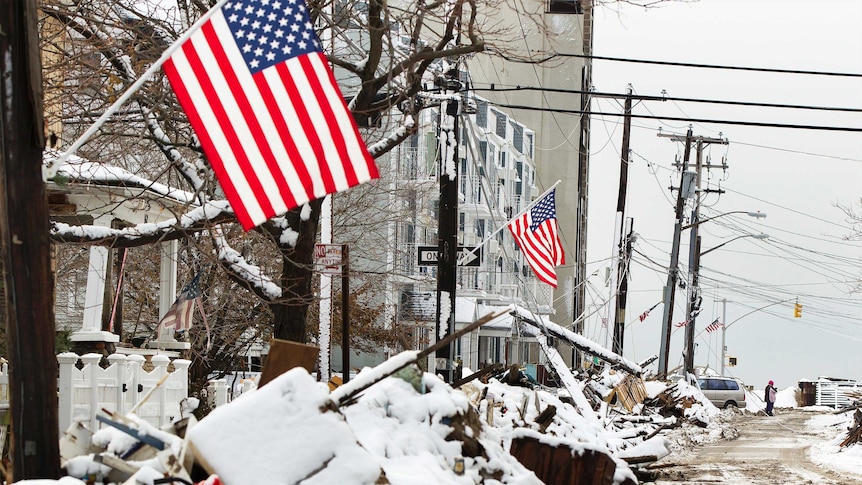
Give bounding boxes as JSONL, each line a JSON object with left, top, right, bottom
{"left": 417, "top": 246, "right": 482, "bottom": 267}
{"left": 314, "top": 244, "right": 344, "bottom": 275}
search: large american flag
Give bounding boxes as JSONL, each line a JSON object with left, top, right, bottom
{"left": 158, "top": 272, "right": 203, "bottom": 332}
{"left": 508, "top": 189, "right": 565, "bottom": 287}
{"left": 164, "top": 0, "right": 379, "bottom": 230}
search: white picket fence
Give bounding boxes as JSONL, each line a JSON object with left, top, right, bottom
{"left": 57, "top": 352, "right": 191, "bottom": 432}
{"left": 815, "top": 379, "right": 862, "bottom": 409}
{"left": 205, "top": 373, "right": 258, "bottom": 409}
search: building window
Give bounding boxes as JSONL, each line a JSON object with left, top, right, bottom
{"left": 494, "top": 111, "right": 507, "bottom": 138}
{"left": 475, "top": 219, "right": 486, "bottom": 238}
{"left": 547, "top": 0, "right": 583, "bottom": 14}
{"left": 476, "top": 100, "right": 488, "bottom": 128}
{"left": 511, "top": 122, "right": 523, "bottom": 153}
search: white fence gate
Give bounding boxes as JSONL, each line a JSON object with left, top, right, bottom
{"left": 57, "top": 352, "right": 191, "bottom": 432}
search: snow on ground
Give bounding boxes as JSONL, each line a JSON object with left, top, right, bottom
{"left": 807, "top": 409, "right": 862, "bottom": 477}
{"left": 13, "top": 376, "right": 862, "bottom": 484}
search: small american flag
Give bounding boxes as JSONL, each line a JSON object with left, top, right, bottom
{"left": 158, "top": 272, "right": 203, "bottom": 332}
{"left": 638, "top": 301, "right": 660, "bottom": 322}
{"left": 164, "top": 0, "right": 379, "bottom": 230}
{"left": 705, "top": 319, "right": 723, "bottom": 333}
{"left": 508, "top": 189, "right": 565, "bottom": 287}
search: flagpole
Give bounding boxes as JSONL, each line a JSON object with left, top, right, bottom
{"left": 457, "top": 180, "right": 561, "bottom": 264}
{"left": 51, "top": 0, "right": 231, "bottom": 167}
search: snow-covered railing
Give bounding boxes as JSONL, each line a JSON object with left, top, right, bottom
{"left": 57, "top": 352, "right": 190, "bottom": 432}
{"left": 815, "top": 379, "right": 861, "bottom": 409}
{"left": 206, "top": 375, "right": 257, "bottom": 409}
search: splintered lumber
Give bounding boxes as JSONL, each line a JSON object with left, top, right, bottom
{"left": 332, "top": 307, "right": 511, "bottom": 406}
{"left": 95, "top": 415, "right": 166, "bottom": 451}
{"left": 610, "top": 375, "right": 649, "bottom": 412}
{"left": 839, "top": 408, "right": 862, "bottom": 447}
{"left": 509, "top": 435, "right": 626, "bottom": 485}
{"left": 621, "top": 455, "right": 658, "bottom": 465}
{"left": 536, "top": 336, "right": 600, "bottom": 423}
{"left": 516, "top": 312, "right": 643, "bottom": 376}
{"left": 451, "top": 363, "right": 504, "bottom": 388}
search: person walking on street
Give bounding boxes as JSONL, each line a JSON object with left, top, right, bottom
{"left": 765, "top": 380, "right": 777, "bottom": 416}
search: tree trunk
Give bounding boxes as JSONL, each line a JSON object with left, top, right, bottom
{"left": 272, "top": 198, "right": 323, "bottom": 343}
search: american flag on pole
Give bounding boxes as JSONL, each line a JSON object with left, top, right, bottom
{"left": 163, "top": 0, "right": 379, "bottom": 230}
{"left": 158, "top": 272, "right": 204, "bottom": 332}
{"left": 508, "top": 189, "right": 565, "bottom": 287}
{"left": 638, "top": 301, "right": 661, "bottom": 322}
{"left": 705, "top": 318, "right": 723, "bottom": 333}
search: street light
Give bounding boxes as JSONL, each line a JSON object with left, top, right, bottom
{"left": 658, "top": 209, "right": 767, "bottom": 378}
{"left": 699, "top": 233, "right": 770, "bottom": 257}
{"left": 720, "top": 297, "right": 793, "bottom": 376}
{"left": 684, "top": 232, "right": 770, "bottom": 376}
{"left": 682, "top": 211, "right": 767, "bottom": 230}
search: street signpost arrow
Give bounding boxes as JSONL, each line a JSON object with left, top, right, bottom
{"left": 417, "top": 246, "right": 481, "bottom": 267}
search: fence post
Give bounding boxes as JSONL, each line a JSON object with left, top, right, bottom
{"left": 151, "top": 355, "right": 170, "bottom": 427}
{"left": 107, "top": 354, "right": 127, "bottom": 418}
{"left": 126, "top": 355, "right": 145, "bottom": 415}
{"left": 80, "top": 354, "right": 102, "bottom": 431}
{"left": 208, "top": 379, "right": 228, "bottom": 408}
{"left": 56, "top": 353, "right": 79, "bottom": 433}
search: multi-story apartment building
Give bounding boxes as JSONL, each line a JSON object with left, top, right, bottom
{"left": 465, "top": 0, "right": 594, "bottom": 366}
{"left": 333, "top": 88, "right": 554, "bottom": 372}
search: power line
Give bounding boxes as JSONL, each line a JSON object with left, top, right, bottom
{"left": 486, "top": 104, "right": 862, "bottom": 132}
{"left": 554, "top": 53, "right": 862, "bottom": 78}
{"left": 470, "top": 86, "right": 862, "bottom": 113}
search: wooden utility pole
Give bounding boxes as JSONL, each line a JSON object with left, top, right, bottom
{"left": 657, "top": 129, "right": 693, "bottom": 379}
{"left": 612, "top": 89, "right": 633, "bottom": 355}
{"left": 614, "top": 219, "right": 634, "bottom": 356}
{"left": 0, "top": 0, "right": 62, "bottom": 479}
{"left": 434, "top": 69, "right": 461, "bottom": 382}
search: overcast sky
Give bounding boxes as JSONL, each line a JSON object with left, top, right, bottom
{"left": 581, "top": 0, "right": 862, "bottom": 388}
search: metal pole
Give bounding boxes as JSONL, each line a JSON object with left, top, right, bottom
{"left": 721, "top": 298, "right": 727, "bottom": 376}
{"left": 341, "top": 245, "right": 350, "bottom": 383}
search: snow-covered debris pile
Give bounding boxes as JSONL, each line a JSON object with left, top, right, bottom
{"left": 462, "top": 375, "right": 640, "bottom": 484}
{"left": 648, "top": 379, "right": 720, "bottom": 426}
{"left": 808, "top": 408, "right": 862, "bottom": 475}
{"left": 188, "top": 366, "right": 542, "bottom": 484}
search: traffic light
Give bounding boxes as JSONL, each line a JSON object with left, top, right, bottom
{"left": 728, "top": 357, "right": 737, "bottom": 367}
{"left": 794, "top": 303, "right": 802, "bottom": 318}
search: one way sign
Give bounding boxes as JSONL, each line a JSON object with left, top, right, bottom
{"left": 417, "top": 246, "right": 482, "bottom": 267}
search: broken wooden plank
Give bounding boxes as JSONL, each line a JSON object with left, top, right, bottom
{"left": 451, "top": 363, "right": 504, "bottom": 388}
{"left": 258, "top": 339, "right": 319, "bottom": 388}
{"left": 95, "top": 414, "right": 166, "bottom": 451}
{"left": 333, "top": 307, "right": 511, "bottom": 407}
{"left": 510, "top": 435, "right": 626, "bottom": 485}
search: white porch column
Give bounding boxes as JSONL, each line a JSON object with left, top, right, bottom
{"left": 72, "top": 216, "right": 119, "bottom": 343}
{"left": 150, "top": 240, "right": 189, "bottom": 350}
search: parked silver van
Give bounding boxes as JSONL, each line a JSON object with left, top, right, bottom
{"left": 697, "top": 376, "right": 747, "bottom": 409}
